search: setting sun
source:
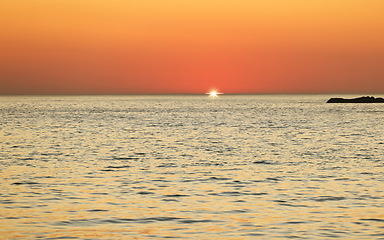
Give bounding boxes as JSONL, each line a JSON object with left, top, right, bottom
{"left": 206, "top": 90, "right": 223, "bottom": 97}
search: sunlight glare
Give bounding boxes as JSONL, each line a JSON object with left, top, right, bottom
{"left": 206, "top": 90, "right": 223, "bottom": 98}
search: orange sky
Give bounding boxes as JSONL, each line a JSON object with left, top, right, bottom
{"left": 1, "top": 0, "right": 384, "bottom": 94}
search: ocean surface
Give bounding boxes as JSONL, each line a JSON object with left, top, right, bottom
{"left": 1, "top": 95, "right": 383, "bottom": 239}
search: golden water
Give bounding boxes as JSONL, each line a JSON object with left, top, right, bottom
{"left": 1, "top": 95, "right": 383, "bottom": 239}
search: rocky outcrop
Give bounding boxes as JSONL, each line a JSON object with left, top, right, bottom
{"left": 327, "top": 96, "right": 384, "bottom": 103}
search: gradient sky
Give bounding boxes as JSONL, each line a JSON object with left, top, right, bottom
{"left": 1, "top": 0, "right": 384, "bottom": 94}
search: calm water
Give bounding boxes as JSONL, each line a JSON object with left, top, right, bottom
{"left": 1, "top": 95, "right": 384, "bottom": 239}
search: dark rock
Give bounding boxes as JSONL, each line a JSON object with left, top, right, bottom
{"left": 327, "top": 96, "right": 384, "bottom": 103}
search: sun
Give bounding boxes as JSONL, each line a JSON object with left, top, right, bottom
{"left": 206, "top": 90, "right": 223, "bottom": 98}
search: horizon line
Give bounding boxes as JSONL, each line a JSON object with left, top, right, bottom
{"left": 1, "top": 92, "right": 384, "bottom": 96}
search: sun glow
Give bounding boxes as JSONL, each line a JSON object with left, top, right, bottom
{"left": 206, "top": 90, "right": 223, "bottom": 98}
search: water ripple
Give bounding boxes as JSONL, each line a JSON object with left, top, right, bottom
{"left": 1, "top": 95, "right": 384, "bottom": 239}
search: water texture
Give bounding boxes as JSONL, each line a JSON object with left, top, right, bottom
{"left": 0, "top": 95, "right": 383, "bottom": 239}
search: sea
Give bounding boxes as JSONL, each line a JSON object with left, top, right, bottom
{"left": 0, "top": 95, "right": 383, "bottom": 239}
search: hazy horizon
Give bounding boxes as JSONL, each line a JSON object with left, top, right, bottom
{"left": 1, "top": 92, "right": 384, "bottom": 96}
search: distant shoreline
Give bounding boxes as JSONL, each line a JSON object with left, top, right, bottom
{"left": 327, "top": 96, "right": 384, "bottom": 103}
